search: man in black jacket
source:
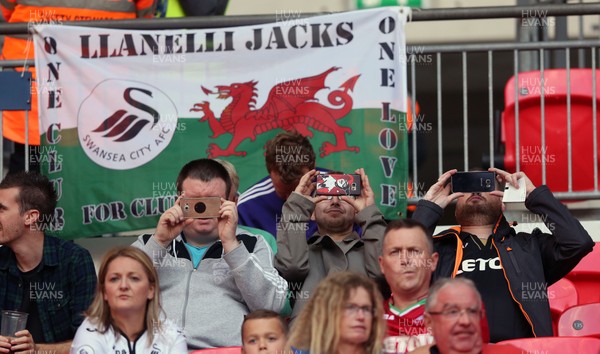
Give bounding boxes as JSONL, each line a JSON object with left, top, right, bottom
{"left": 412, "top": 167, "right": 594, "bottom": 342}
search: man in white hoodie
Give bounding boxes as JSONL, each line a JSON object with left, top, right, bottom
{"left": 133, "top": 158, "right": 288, "bottom": 349}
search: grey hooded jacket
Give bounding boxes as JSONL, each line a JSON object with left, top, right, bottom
{"left": 133, "top": 228, "right": 288, "bottom": 349}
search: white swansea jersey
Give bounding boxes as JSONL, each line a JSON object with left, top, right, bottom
{"left": 70, "top": 318, "right": 187, "bottom": 354}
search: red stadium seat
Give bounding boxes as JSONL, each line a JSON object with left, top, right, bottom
{"left": 493, "top": 337, "right": 600, "bottom": 353}
{"left": 502, "top": 69, "right": 600, "bottom": 192}
{"left": 548, "top": 277, "right": 578, "bottom": 335}
{"left": 190, "top": 347, "right": 242, "bottom": 354}
{"left": 558, "top": 303, "right": 600, "bottom": 338}
{"left": 564, "top": 242, "right": 600, "bottom": 305}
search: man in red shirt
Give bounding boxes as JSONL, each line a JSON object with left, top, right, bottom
{"left": 379, "top": 219, "right": 438, "bottom": 353}
{"left": 379, "top": 219, "right": 490, "bottom": 353}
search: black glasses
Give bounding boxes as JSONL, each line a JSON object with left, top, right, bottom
{"left": 344, "top": 304, "right": 374, "bottom": 317}
{"left": 428, "top": 307, "right": 482, "bottom": 321}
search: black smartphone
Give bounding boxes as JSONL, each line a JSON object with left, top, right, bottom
{"left": 451, "top": 171, "right": 496, "bottom": 193}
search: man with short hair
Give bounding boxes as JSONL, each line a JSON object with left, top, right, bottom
{"left": 0, "top": 171, "right": 96, "bottom": 353}
{"left": 423, "top": 277, "right": 484, "bottom": 354}
{"left": 237, "top": 131, "right": 318, "bottom": 237}
{"left": 133, "top": 158, "right": 288, "bottom": 349}
{"left": 413, "top": 167, "right": 594, "bottom": 342}
{"left": 275, "top": 168, "right": 386, "bottom": 319}
{"left": 379, "top": 219, "right": 437, "bottom": 353}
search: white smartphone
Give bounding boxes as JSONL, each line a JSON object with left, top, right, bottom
{"left": 502, "top": 178, "right": 526, "bottom": 203}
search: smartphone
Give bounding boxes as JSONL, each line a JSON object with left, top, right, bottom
{"left": 316, "top": 173, "right": 361, "bottom": 196}
{"left": 502, "top": 177, "right": 526, "bottom": 203}
{"left": 451, "top": 171, "right": 496, "bottom": 193}
{"left": 180, "top": 197, "right": 221, "bottom": 218}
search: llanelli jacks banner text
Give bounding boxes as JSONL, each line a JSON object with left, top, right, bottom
{"left": 33, "top": 7, "right": 409, "bottom": 239}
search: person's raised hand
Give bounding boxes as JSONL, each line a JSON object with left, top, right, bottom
{"left": 154, "top": 193, "right": 193, "bottom": 247}
{"left": 295, "top": 169, "right": 328, "bottom": 204}
{"left": 342, "top": 168, "right": 374, "bottom": 212}
{"left": 218, "top": 199, "right": 240, "bottom": 253}
{"left": 488, "top": 167, "right": 536, "bottom": 199}
{"left": 423, "top": 169, "right": 464, "bottom": 209}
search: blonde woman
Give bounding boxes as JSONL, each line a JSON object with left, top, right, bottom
{"left": 70, "top": 246, "right": 187, "bottom": 353}
{"left": 287, "top": 272, "right": 385, "bottom": 354}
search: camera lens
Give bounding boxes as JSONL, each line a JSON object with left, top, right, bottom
{"left": 194, "top": 202, "right": 206, "bottom": 214}
{"left": 183, "top": 204, "right": 190, "bottom": 211}
{"left": 485, "top": 179, "right": 491, "bottom": 187}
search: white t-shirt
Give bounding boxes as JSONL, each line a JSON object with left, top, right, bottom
{"left": 70, "top": 317, "right": 187, "bottom": 354}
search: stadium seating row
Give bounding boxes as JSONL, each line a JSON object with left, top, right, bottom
{"left": 549, "top": 242, "right": 600, "bottom": 336}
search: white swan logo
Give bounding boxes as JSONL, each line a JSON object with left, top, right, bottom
{"left": 78, "top": 80, "right": 177, "bottom": 170}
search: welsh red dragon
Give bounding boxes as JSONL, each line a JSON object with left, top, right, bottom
{"left": 190, "top": 67, "right": 360, "bottom": 158}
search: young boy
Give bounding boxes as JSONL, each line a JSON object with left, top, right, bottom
{"left": 241, "top": 310, "right": 288, "bottom": 354}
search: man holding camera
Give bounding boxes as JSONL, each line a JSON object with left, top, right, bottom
{"left": 274, "top": 168, "right": 386, "bottom": 319}
{"left": 133, "top": 159, "right": 288, "bottom": 349}
{"left": 412, "top": 167, "right": 594, "bottom": 342}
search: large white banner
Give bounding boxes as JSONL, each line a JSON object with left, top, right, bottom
{"left": 33, "top": 7, "right": 409, "bottom": 239}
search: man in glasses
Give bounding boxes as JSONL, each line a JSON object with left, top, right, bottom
{"left": 274, "top": 168, "right": 386, "bottom": 320}
{"left": 424, "top": 277, "right": 484, "bottom": 354}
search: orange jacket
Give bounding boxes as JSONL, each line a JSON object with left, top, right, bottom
{"left": 1, "top": 0, "right": 156, "bottom": 145}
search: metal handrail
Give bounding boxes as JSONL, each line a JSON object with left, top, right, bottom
{"left": 2, "top": 40, "right": 599, "bottom": 69}
{"left": 412, "top": 40, "right": 600, "bottom": 54}
{"left": 0, "top": 3, "right": 599, "bottom": 34}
